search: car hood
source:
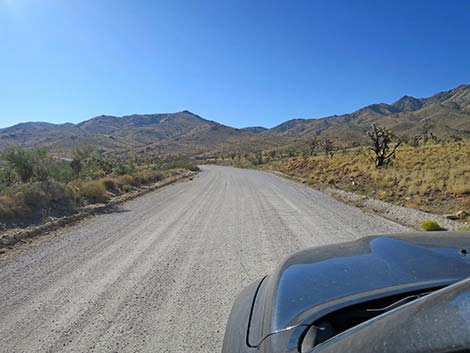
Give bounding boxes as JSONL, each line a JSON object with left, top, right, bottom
{"left": 250, "top": 232, "right": 470, "bottom": 349}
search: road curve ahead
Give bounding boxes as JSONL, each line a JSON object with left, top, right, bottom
{"left": 0, "top": 165, "right": 408, "bottom": 353}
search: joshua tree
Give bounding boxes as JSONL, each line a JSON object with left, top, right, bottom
{"left": 367, "top": 124, "right": 401, "bottom": 168}
{"left": 254, "top": 151, "right": 263, "bottom": 165}
{"left": 307, "top": 136, "right": 320, "bottom": 156}
{"left": 410, "top": 135, "right": 421, "bottom": 148}
{"left": 321, "top": 137, "right": 335, "bottom": 158}
{"left": 71, "top": 146, "right": 94, "bottom": 177}
{"left": 70, "top": 158, "right": 83, "bottom": 177}
{"left": 420, "top": 120, "right": 435, "bottom": 143}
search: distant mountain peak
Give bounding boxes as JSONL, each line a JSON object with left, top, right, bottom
{"left": 1, "top": 83, "right": 469, "bottom": 155}
{"left": 241, "top": 126, "right": 268, "bottom": 134}
{"left": 391, "top": 95, "right": 424, "bottom": 112}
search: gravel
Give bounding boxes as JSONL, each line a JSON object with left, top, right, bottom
{"left": 325, "top": 187, "right": 465, "bottom": 231}
{"left": 0, "top": 165, "right": 409, "bottom": 353}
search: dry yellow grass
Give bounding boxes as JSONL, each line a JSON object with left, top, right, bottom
{"left": 268, "top": 140, "right": 470, "bottom": 214}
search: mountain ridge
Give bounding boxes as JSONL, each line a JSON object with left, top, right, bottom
{"left": 1, "top": 84, "right": 469, "bottom": 155}
{"left": 265, "top": 84, "right": 470, "bottom": 142}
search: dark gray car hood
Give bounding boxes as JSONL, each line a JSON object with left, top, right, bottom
{"left": 250, "top": 232, "right": 470, "bottom": 348}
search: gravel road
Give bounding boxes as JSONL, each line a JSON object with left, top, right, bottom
{"left": 0, "top": 165, "right": 409, "bottom": 353}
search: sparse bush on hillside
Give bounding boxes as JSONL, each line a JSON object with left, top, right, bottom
{"left": 0, "top": 194, "right": 16, "bottom": 219}
{"left": 0, "top": 167, "right": 15, "bottom": 188}
{"left": 0, "top": 181, "right": 74, "bottom": 222}
{"left": 75, "top": 180, "right": 110, "bottom": 204}
{"left": 100, "top": 177, "right": 120, "bottom": 193}
{"left": 70, "top": 145, "right": 94, "bottom": 177}
{"left": 161, "top": 160, "right": 200, "bottom": 172}
{"left": 113, "top": 161, "right": 137, "bottom": 176}
{"left": 70, "top": 158, "right": 83, "bottom": 177}
{"left": 73, "top": 146, "right": 95, "bottom": 161}
{"left": 267, "top": 139, "right": 470, "bottom": 215}
{"left": 253, "top": 151, "right": 264, "bottom": 165}
{"left": 307, "top": 136, "right": 320, "bottom": 156}
{"left": 0, "top": 147, "right": 199, "bottom": 229}
{"left": 121, "top": 184, "right": 132, "bottom": 192}
{"left": 321, "top": 138, "right": 335, "bottom": 158}
{"left": 420, "top": 220, "right": 443, "bottom": 231}
{"left": 116, "top": 175, "right": 134, "bottom": 188}
{"left": 0, "top": 149, "right": 74, "bottom": 185}
{"left": 135, "top": 170, "right": 165, "bottom": 185}
{"left": 326, "top": 175, "right": 335, "bottom": 184}
{"left": 1, "top": 149, "right": 38, "bottom": 183}
{"left": 420, "top": 120, "right": 435, "bottom": 144}
{"left": 449, "top": 184, "right": 470, "bottom": 195}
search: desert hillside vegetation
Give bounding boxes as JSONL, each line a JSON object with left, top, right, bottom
{"left": 0, "top": 147, "right": 198, "bottom": 230}
{"left": 268, "top": 140, "right": 470, "bottom": 215}
{"left": 1, "top": 85, "right": 469, "bottom": 159}
{"left": 212, "top": 128, "right": 470, "bottom": 218}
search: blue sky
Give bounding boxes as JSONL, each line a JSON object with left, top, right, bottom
{"left": 1, "top": 0, "right": 469, "bottom": 129}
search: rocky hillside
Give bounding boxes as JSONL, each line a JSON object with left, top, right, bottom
{"left": 0, "top": 111, "right": 254, "bottom": 156}
{"left": 265, "top": 84, "right": 470, "bottom": 144}
{"left": 240, "top": 126, "right": 268, "bottom": 134}
{"left": 1, "top": 84, "right": 469, "bottom": 156}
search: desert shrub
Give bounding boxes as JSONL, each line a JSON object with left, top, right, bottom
{"left": 461, "top": 197, "right": 470, "bottom": 211}
{"left": 449, "top": 184, "right": 470, "bottom": 195}
{"left": 79, "top": 159, "right": 107, "bottom": 180}
{"left": 0, "top": 149, "right": 75, "bottom": 185}
{"left": 121, "top": 184, "right": 132, "bottom": 192}
{"left": 66, "top": 180, "right": 83, "bottom": 204}
{"left": 1, "top": 149, "right": 50, "bottom": 183}
{"left": 47, "top": 160, "right": 74, "bottom": 183}
{"left": 78, "top": 181, "right": 110, "bottom": 204}
{"left": 77, "top": 156, "right": 120, "bottom": 180}
{"left": 116, "top": 174, "right": 133, "bottom": 184}
{"left": 1, "top": 149, "right": 37, "bottom": 183}
{"left": 0, "top": 148, "right": 191, "bottom": 228}
{"left": 268, "top": 139, "right": 470, "bottom": 214}
{"left": 128, "top": 176, "right": 142, "bottom": 187}
{"left": 115, "top": 175, "right": 134, "bottom": 189}
{"left": 113, "top": 162, "right": 136, "bottom": 176}
{"left": 97, "top": 158, "right": 114, "bottom": 175}
{"left": 70, "top": 158, "right": 83, "bottom": 177}
{"left": 135, "top": 170, "right": 165, "bottom": 185}
{"left": 1, "top": 185, "right": 46, "bottom": 219}
{"left": 0, "top": 181, "right": 73, "bottom": 222}
{"left": 24, "top": 181, "right": 73, "bottom": 215}
{"left": 420, "top": 220, "right": 444, "bottom": 231}
{"left": 21, "top": 183, "right": 48, "bottom": 210}
{"left": 306, "top": 178, "right": 316, "bottom": 186}
{"left": 0, "top": 167, "right": 16, "bottom": 187}
{"left": 0, "top": 194, "right": 17, "bottom": 219}
{"left": 161, "top": 160, "right": 200, "bottom": 172}
{"left": 100, "top": 177, "right": 119, "bottom": 193}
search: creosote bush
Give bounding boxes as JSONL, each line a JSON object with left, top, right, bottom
{"left": 100, "top": 177, "right": 119, "bottom": 193}
{"left": 420, "top": 220, "right": 443, "bottom": 231}
{"left": 78, "top": 181, "right": 110, "bottom": 204}
{"left": 0, "top": 181, "right": 73, "bottom": 222}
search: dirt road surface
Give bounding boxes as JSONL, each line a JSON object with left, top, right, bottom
{"left": 0, "top": 166, "right": 408, "bottom": 353}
